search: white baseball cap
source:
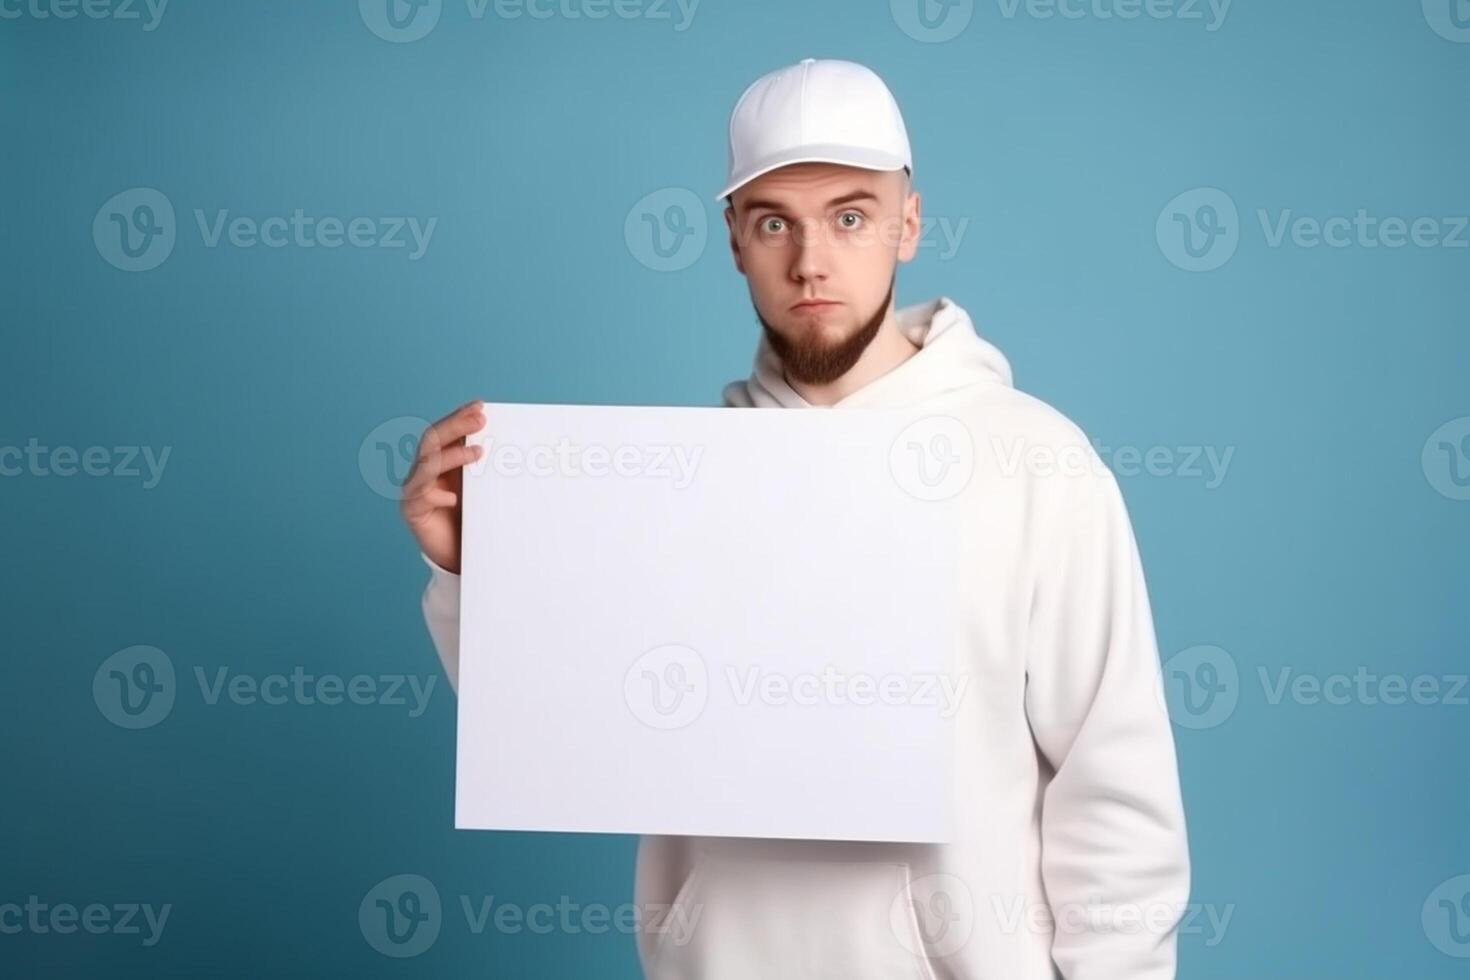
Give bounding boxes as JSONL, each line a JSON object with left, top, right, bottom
{"left": 716, "top": 58, "right": 913, "bottom": 203}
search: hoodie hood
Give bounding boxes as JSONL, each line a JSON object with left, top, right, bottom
{"left": 721, "top": 295, "right": 1013, "bottom": 410}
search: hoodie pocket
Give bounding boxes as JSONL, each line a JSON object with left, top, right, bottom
{"left": 644, "top": 853, "right": 939, "bottom": 980}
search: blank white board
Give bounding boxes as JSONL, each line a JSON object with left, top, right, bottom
{"left": 455, "top": 402, "right": 963, "bottom": 842}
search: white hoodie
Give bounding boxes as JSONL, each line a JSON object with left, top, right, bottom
{"left": 420, "top": 295, "right": 1191, "bottom": 979}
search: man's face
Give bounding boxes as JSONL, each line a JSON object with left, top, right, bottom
{"left": 724, "top": 163, "right": 921, "bottom": 385}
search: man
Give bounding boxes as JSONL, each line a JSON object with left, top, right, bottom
{"left": 401, "top": 58, "right": 1190, "bottom": 980}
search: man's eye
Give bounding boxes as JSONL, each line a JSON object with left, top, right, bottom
{"left": 760, "top": 217, "right": 786, "bottom": 234}
{"left": 837, "top": 210, "right": 863, "bottom": 229}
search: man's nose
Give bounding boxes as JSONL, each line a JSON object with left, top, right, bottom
{"left": 790, "top": 219, "right": 832, "bottom": 282}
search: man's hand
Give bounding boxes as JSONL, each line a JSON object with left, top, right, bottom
{"left": 399, "top": 399, "right": 486, "bottom": 574}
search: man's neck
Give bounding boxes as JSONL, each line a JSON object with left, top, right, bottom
{"left": 786, "top": 311, "right": 921, "bottom": 406}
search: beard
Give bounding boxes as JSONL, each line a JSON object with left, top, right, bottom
{"left": 757, "top": 274, "right": 896, "bottom": 387}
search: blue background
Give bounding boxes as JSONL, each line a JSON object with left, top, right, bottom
{"left": 2, "top": 0, "right": 1466, "bottom": 976}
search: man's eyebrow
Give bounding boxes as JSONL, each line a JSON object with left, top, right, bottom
{"left": 741, "top": 190, "right": 881, "bottom": 214}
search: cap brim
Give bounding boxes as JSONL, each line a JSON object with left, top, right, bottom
{"left": 714, "top": 144, "right": 910, "bottom": 202}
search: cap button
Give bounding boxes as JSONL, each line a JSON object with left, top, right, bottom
{"left": 800, "top": 58, "right": 815, "bottom": 64}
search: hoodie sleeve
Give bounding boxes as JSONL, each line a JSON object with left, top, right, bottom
{"left": 420, "top": 552, "right": 461, "bottom": 693}
{"left": 1023, "top": 448, "right": 1191, "bottom": 980}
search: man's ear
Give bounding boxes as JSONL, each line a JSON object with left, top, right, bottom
{"left": 724, "top": 203, "right": 746, "bottom": 276}
{"left": 897, "top": 188, "right": 922, "bottom": 264}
